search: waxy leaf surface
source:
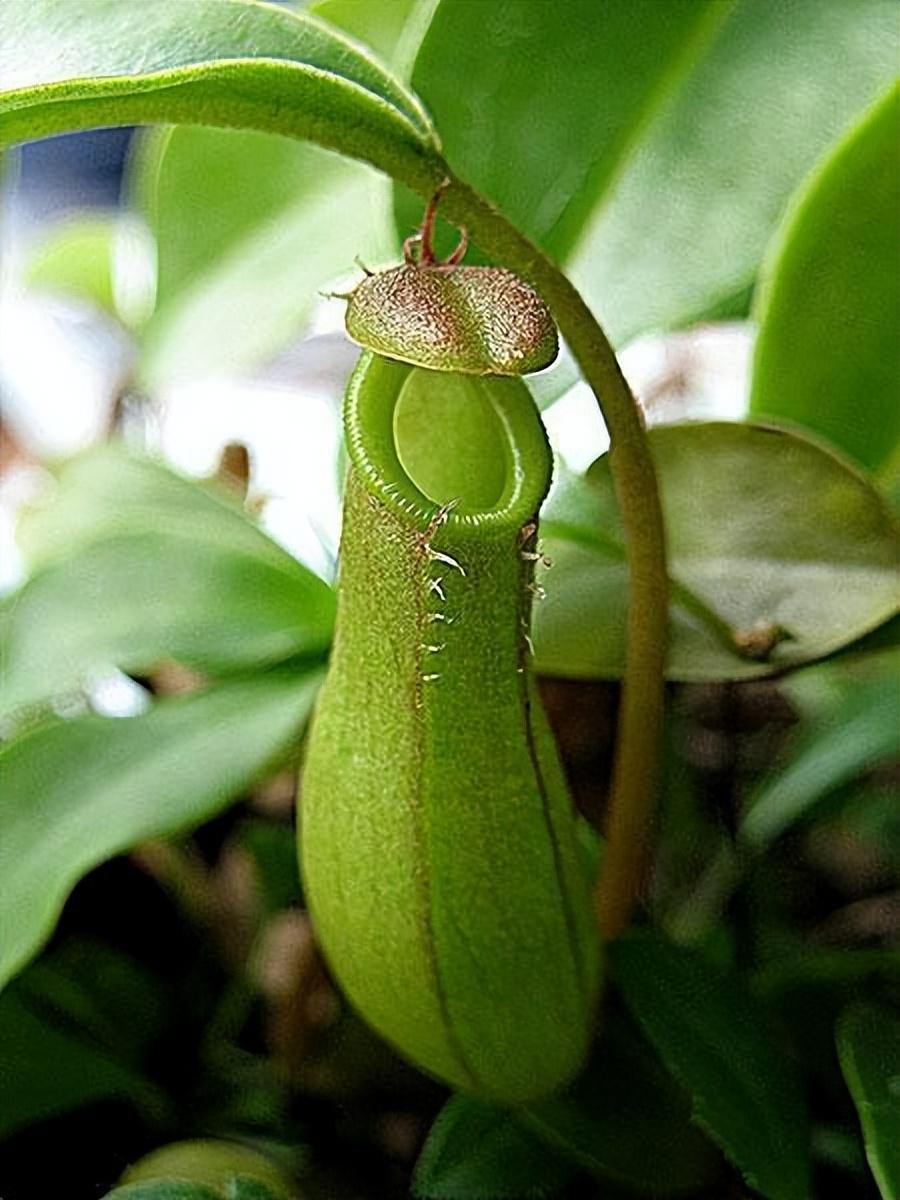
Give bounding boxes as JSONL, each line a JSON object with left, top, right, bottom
{"left": 0, "top": 670, "right": 321, "bottom": 991}
{"left": 3, "top": 447, "right": 334, "bottom": 716}
{"left": 751, "top": 83, "right": 900, "bottom": 474}
{"left": 534, "top": 423, "right": 900, "bottom": 681}
{"left": 612, "top": 933, "right": 811, "bottom": 1200}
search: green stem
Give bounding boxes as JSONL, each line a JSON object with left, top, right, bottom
{"left": 431, "top": 175, "right": 670, "bottom": 942}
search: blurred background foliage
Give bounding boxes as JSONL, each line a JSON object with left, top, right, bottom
{"left": 0, "top": 1, "right": 897, "bottom": 1198}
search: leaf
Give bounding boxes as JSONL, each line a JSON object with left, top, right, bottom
{"left": 400, "top": 0, "right": 725, "bottom": 259}
{"left": 0, "top": 939, "right": 171, "bottom": 1140}
{"left": 0, "top": 667, "right": 321, "bottom": 991}
{"left": 533, "top": 422, "right": 900, "bottom": 681}
{"left": 18, "top": 937, "right": 171, "bottom": 1071}
{"left": 117, "top": 0, "right": 442, "bottom": 385}
{"left": 520, "top": 1017, "right": 720, "bottom": 1195}
{"left": 751, "top": 83, "right": 900, "bottom": 473}
{"left": 755, "top": 950, "right": 900, "bottom": 1003}
{"left": 413, "top": 1096, "right": 575, "bottom": 1200}
{"left": 313, "top": 0, "right": 439, "bottom": 81}
{"left": 120, "top": 1140, "right": 293, "bottom": 1200}
{"left": 24, "top": 216, "right": 117, "bottom": 314}
{"left": 3, "top": 447, "right": 334, "bottom": 715}
{"left": 230, "top": 1186, "right": 288, "bottom": 1200}
{"left": 0, "top": 980, "right": 157, "bottom": 1139}
{"left": 837, "top": 1004, "right": 900, "bottom": 1200}
{"left": 611, "top": 932, "right": 811, "bottom": 1200}
{"left": 400, "top": 0, "right": 897, "bottom": 341}
{"left": 569, "top": 0, "right": 900, "bottom": 344}
{"left": 131, "top": 127, "right": 393, "bottom": 386}
{"left": 239, "top": 820, "right": 304, "bottom": 915}
{"left": 741, "top": 652, "right": 900, "bottom": 848}
{"left": 753, "top": 950, "right": 900, "bottom": 1111}
{"left": 18, "top": 444, "right": 290, "bottom": 565}
{"left": 23, "top": 211, "right": 156, "bottom": 329}
{"left": 118, "top": 0, "right": 486, "bottom": 389}
{"left": 525, "top": 343, "right": 582, "bottom": 414}
{"left": 0, "top": 0, "right": 443, "bottom": 191}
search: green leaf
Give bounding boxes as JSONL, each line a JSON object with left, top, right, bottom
{"left": 569, "top": 0, "right": 899, "bottom": 344}
{"left": 22, "top": 211, "right": 155, "bottom": 329}
{"left": 880, "top": 450, "right": 900, "bottom": 517}
{"left": 534, "top": 422, "right": 900, "bottom": 681}
{"left": 0, "top": 0, "right": 443, "bottom": 191}
{"left": 23, "top": 215, "right": 117, "bottom": 315}
{"left": 131, "top": 126, "right": 393, "bottom": 386}
{"left": 741, "top": 652, "right": 900, "bottom": 848}
{"left": 0, "top": 979, "right": 157, "bottom": 1139}
{"left": 521, "top": 1018, "right": 720, "bottom": 1194}
{"left": 611, "top": 932, "right": 811, "bottom": 1200}
{"left": 3, "top": 447, "right": 334, "bottom": 715}
{"left": 753, "top": 950, "right": 900, "bottom": 1111}
{"left": 0, "top": 939, "right": 171, "bottom": 1140}
{"left": 837, "top": 1004, "right": 900, "bottom": 1199}
{"left": 18, "top": 444, "right": 292, "bottom": 565}
{"left": 755, "top": 950, "right": 900, "bottom": 1003}
{"left": 525, "top": 345, "right": 582, "bottom": 414}
{"left": 400, "top": 0, "right": 724, "bottom": 259}
{"left": 230, "top": 1185, "right": 287, "bottom": 1200}
{"left": 413, "top": 1096, "right": 575, "bottom": 1200}
{"left": 751, "top": 83, "right": 900, "bottom": 473}
{"left": 239, "top": 820, "right": 303, "bottom": 915}
{"left": 118, "top": 0, "right": 441, "bottom": 384}
{"left": 121, "top": 1140, "right": 293, "bottom": 1200}
{"left": 313, "top": 0, "right": 439, "bottom": 80}
{"left": 18, "top": 937, "right": 171, "bottom": 1071}
{"left": 0, "top": 668, "right": 321, "bottom": 990}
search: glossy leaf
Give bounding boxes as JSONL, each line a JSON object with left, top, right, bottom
{"left": 313, "top": 0, "right": 438, "bottom": 80}
{"left": 131, "top": 127, "right": 394, "bottom": 385}
{"left": 19, "top": 937, "right": 171, "bottom": 1073}
{"left": 837, "top": 1004, "right": 900, "bottom": 1199}
{"left": 18, "top": 444, "right": 294, "bottom": 565}
{"left": 534, "top": 423, "right": 900, "bottom": 681}
{"left": 611, "top": 932, "right": 811, "bottom": 1200}
{"left": 0, "top": 982, "right": 156, "bottom": 1139}
{"left": 520, "top": 1019, "right": 720, "bottom": 1194}
{"left": 526, "top": 343, "right": 582, "bottom": 413}
{"left": 240, "top": 820, "right": 304, "bottom": 916}
{"left": 3, "top": 447, "right": 334, "bottom": 715}
{"left": 0, "top": 668, "right": 321, "bottom": 990}
{"left": 0, "top": 0, "right": 443, "bottom": 192}
{"left": 755, "top": 950, "right": 900, "bottom": 1004}
{"left": 569, "top": 0, "right": 899, "bottom": 344}
{"left": 401, "top": 0, "right": 724, "bottom": 257}
{"left": 23, "top": 211, "right": 155, "bottom": 329}
{"left": 741, "top": 652, "right": 900, "bottom": 848}
{"left": 751, "top": 83, "right": 900, "bottom": 473}
{"left": 230, "top": 1186, "right": 286, "bottom": 1200}
{"left": 754, "top": 950, "right": 900, "bottom": 1116}
{"left": 103, "top": 1186, "right": 219, "bottom": 1200}
{"left": 121, "top": 1140, "right": 293, "bottom": 1200}
{"left": 413, "top": 1097, "right": 575, "bottom": 1200}
{"left": 120, "top": 0, "right": 440, "bottom": 384}
{"left": 24, "top": 216, "right": 117, "bottom": 315}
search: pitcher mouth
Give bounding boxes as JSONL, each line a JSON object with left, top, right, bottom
{"left": 343, "top": 352, "right": 553, "bottom": 535}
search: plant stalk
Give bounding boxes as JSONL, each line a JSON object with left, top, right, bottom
{"left": 433, "top": 174, "right": 670, "bottom": 941}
